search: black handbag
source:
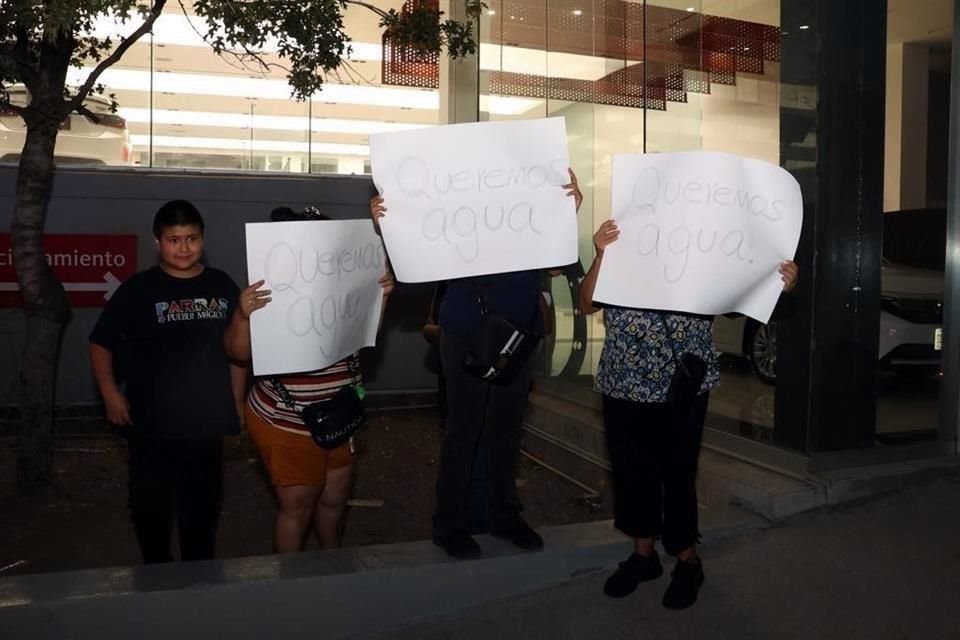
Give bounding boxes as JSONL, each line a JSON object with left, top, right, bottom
{"left": 462, "top": 287, "right": 542, "bottom": 386}
{"left": 667, "top": 352, "right": 707, "bottom": 410}
{"left": 270, "top": 359, "right": 365, "bottom": 449}
{"left": 659, "top": 316, "right": 707, "bottom": 410}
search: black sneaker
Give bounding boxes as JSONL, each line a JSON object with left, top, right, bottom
{"left": 662, "top": 557, "right": 705, "bottom": 610}
{"left": 491, "top": 521, "right": 544, "bottom": 551}
{"left": 433, "top": 531, "right": 482, "bottom": 559}
{"left": 603, "top": 551, "right": 663, "bottom": 598}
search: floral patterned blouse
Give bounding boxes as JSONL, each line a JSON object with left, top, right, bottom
{"left": 595, "top": 306, "right": 721, "bottom": 403}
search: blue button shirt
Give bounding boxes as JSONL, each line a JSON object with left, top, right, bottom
{"left": 439, "top": 271, "right": 541, "bottom": 337}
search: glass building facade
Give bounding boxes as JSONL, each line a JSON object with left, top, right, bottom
{"left": 2, "top": 0, "right": 956, "bottom": 462}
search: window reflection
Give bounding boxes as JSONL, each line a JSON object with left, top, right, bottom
{"left": 0, "top": 3, "right": 442, "bottom": 173}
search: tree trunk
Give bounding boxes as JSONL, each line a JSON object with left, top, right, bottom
{"left": 13, "top": 122, "right": 69, "bottom": 489}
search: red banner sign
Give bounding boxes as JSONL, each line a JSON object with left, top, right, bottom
{"left": 0, "top": 233, "right": 138, "bottom": 307}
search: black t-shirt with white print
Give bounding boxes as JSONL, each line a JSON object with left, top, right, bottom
{"left": 90, "top": 266, "right": 241, "bottom": 438}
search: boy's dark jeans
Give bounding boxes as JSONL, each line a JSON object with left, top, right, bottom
{"left": 127, "top": 435, "right": 223, "bottom": 564}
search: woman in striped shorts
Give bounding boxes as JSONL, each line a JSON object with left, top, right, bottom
{"left": 225, "top": 206, "right": 394, "bottom": 553}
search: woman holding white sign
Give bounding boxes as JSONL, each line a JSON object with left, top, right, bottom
{"left": 225, "top": 206, "right": 395, "bottom": 554}
{"left": 579, "top": 219, "right": 797, "bottom": 609}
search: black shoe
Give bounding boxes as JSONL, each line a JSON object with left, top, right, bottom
{"left": 433, "top": 531, "right": 482, "bottom": 559}
{"left": 491, "top": 521, "right": 544, "bottom": 551}
{"left": 603, "top": 551, "right": 663, "bottom": 598}
{"left": 662, "top": 557, "right": 705, "bottom": 610}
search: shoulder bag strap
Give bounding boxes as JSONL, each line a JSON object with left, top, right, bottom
{"left": 347, "top": 355, "right": 363, "bottom": 387}
{"left": 269, "top": 377, "right": 302, "bottom": 414}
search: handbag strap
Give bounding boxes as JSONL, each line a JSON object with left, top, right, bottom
{"left": 271, "top": 356, "right": 363, "bottom": 411}
{"left": 346, "top": 354, "right": 362, "bottom": 386}
{"left": 269, "top": 377, "right": 302, "bottom": 414}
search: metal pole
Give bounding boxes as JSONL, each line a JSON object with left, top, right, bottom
{"left": 642, "top": 0, "right": 647, "bottom": 154}
{"left": 938, "top": 0, "right": 960, "bottom": 451}
{"left": 148, "top": 30, "right": 154, "bottom": 168}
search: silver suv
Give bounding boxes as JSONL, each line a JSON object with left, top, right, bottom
{"left": 713, "top": 260, "right": 944, "bottom": 383}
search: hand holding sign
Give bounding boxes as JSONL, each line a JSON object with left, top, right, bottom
{"left": 563, "top": 168, "right": 584, "bottom": 211}
{"left": 377, "top": 269, "right": 395, "bottom": 297}
{"left": 238, "top": 279, "right": 271, "bottom": 319}
{"left": 593, "top": 152, "right": 803, "bottom": 323}
{"left": 370, "top": 195, "right": 387, "bottom": 225}
{"left": 779, "top": 260, "right": 799, "bottom": 292}
{"left": 593, "top": 220, "right": 621, "bottom": 254}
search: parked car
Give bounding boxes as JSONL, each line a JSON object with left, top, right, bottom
{"left": 0, "top": 86, "right": 132, "bottom": 166}
{"left": 713, "top": 260, "right": 944, "bottom": 384}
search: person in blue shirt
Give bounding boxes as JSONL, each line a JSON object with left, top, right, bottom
{"left": 371, "top": 169, "right": 582, "bottom": 558}
{"left": 579, "top": 219, "right": 798, "bottom": 609}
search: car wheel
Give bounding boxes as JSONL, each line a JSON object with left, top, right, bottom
{"left": 747, "top": 321, "right": 778, "bottom": 385}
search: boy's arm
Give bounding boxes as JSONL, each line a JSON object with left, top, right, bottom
{"left": 89, "top": 281, "right": 133, "bottom": 426}
{"left": 89, "top": 342, "right": 132, "bottom": 425}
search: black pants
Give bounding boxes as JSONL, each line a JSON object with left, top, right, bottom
{"left": 602, "top": 393, "right": 708, "bottom": 556}
{"left": 438, "top": 366, "right": 448, "bottom": 424}
{"left": 127, "top": 436, "right": 224, "bottom": 564}
{"left": 434, "top": 332, "right": 534, "bottom": 537}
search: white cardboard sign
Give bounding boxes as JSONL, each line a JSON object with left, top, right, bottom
{"left": 245, "top": 220, "right": 386, "bottom": 376}
{"left": 593, "top": 151, "right": 803, "bottom": 323}
{"left": 370, "top": 117, "right": 578, "bottom": 282}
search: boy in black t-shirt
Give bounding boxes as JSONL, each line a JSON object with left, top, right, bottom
{"left": 89, "top": 200, "right": 246, "bottom": 564}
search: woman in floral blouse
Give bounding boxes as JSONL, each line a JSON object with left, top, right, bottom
{"left": 579, "top": 219, "right": 798, "bottom": 610}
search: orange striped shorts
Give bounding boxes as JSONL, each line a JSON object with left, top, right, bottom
{"left": 245, "top": 404, "right": 354, "bottom": 487}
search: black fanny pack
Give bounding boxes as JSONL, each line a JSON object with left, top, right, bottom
{"left": 660, "top": 317, "right": 707, "bottom": 410}
{"left": 270, "top": 359, "right": 365, "bottom": 449}
{"left": 667, "top": 352, "right": 707, "bottom": 409}
{"left": 462, "top": 287, "right": 542, "bottom": 385}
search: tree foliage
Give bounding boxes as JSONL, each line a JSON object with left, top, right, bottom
{"left": 0, "top": 0, "right": 480, "bottom": 117}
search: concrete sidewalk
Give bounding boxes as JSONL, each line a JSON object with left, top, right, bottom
{"left": 370, "top": 477, "right": 960, "bottom": 640}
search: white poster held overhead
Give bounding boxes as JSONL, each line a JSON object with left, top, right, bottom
{"left": 245, "top": 220, "right": 386, "bottom": 376}
{"left": 369, "top": 117, "right": 578, "bottom": 282}
{"left": 593, "top": 152, "right": 802, "bottom": 323}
